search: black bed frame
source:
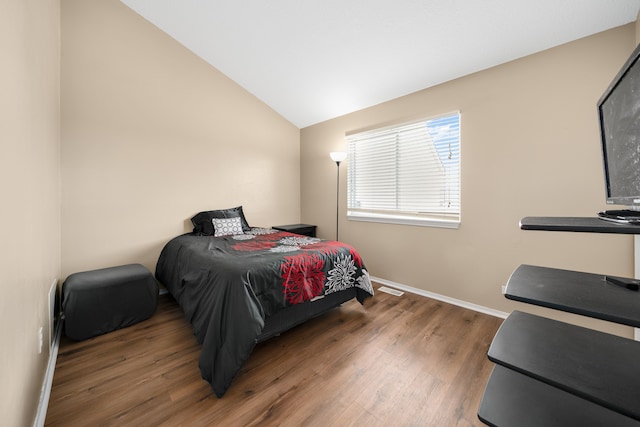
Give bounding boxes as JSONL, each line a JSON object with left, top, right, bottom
{"left": 256, "top": 287, "right": 357, "bottom": 343}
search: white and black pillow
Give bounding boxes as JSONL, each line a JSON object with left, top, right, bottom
{"left": 212, "top": 217, "right": 244, "bottom": 237}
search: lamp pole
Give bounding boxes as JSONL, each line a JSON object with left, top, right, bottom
{"left": 329, "top": 151, "right": 347, "bottom": 241}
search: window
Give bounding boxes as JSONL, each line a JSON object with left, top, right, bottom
{"left": 346, "top": 113, "right": 460, "bottom": 228}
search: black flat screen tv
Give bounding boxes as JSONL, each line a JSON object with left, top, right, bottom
{"left": 598, "top": 42, "right": 640, "bottom": 213}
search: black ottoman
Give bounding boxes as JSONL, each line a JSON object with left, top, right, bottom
{"left": 62, "top": 263, "right": 159, "bottom": 341}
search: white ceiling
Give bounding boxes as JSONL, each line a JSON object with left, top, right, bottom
{"left": 120, "top": 0, "right": 640, "bottom": 128}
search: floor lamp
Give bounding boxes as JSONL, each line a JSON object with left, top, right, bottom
{"left": 330, "top": 151, "right": 347, "bottom": 241}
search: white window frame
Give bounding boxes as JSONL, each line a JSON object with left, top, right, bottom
{"left": 346, "top": 112, "right": 461, "bottom": 229}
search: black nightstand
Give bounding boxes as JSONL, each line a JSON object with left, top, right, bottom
{"left": 272, "top": 223, "right": 317, "bottom": 237}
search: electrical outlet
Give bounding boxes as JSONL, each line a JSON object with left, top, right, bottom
{"left": 38, "top": 327, "right": 43, "bottom": 354}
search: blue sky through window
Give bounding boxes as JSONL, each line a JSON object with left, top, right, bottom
{"left": 427, "top": 114, "right": 460, "bottom": 168}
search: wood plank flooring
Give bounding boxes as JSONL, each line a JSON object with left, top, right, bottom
{"left": 45, "top": 285, "right": 502, "bottom": 426}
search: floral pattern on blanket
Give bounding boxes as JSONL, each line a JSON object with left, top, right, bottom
{"left": 231, "top": 230, "right": 373, "bottom": 305}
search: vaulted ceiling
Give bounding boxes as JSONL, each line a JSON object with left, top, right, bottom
{"left": 120, "top": 0, "right": 640, "bottom": 128}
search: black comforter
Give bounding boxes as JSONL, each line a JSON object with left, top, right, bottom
{"left": 155, "top": 228, "right": 373, "bottom": 397}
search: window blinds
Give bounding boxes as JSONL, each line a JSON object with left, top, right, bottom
{"left": 346, "top": 113, "right": 460, "bottom": 224}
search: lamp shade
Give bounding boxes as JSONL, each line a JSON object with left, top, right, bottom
{"left": 330, "top": 151, "right": 347, "bottom": 162}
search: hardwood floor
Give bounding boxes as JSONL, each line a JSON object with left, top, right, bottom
{"left": 46, "top": 285, "right": 502, "bottom": 426}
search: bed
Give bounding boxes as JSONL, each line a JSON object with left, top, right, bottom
{"left": 155, "top": 207, "right": 374, "bottom": 397}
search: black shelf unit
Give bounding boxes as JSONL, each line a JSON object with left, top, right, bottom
{"left": 478, "top": 365, "right": 639, "bottom": 427}
{"left": 478, "top": 217, "right": 640, "bottom": 426}
{"left": 505, "top": 264, "right": 640, "bottom": 328}
{"left": 520, "top": 216, "right": 640, "bottom": 234}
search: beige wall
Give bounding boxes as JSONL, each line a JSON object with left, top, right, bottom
{"left": 637, "top": 10, "right": 640, "bottom": 44}
{"left": 61, "top": 0, "right": 300, "bottom": 279}
{"left": 301, "top": 25, "right": 637, "bottom": 337}
{"left": 1, "top": 0, "right": 61, "bottom": 425}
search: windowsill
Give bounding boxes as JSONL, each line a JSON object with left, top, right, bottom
{"left": 347, "top": 211, "right": 460, "bottom": 229}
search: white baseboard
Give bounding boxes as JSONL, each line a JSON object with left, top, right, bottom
{"left": 33, "top": 318, "right": 62, "bottom": 427}
{"left": 371, "top": 276, "right": 509, "bottom": 319}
